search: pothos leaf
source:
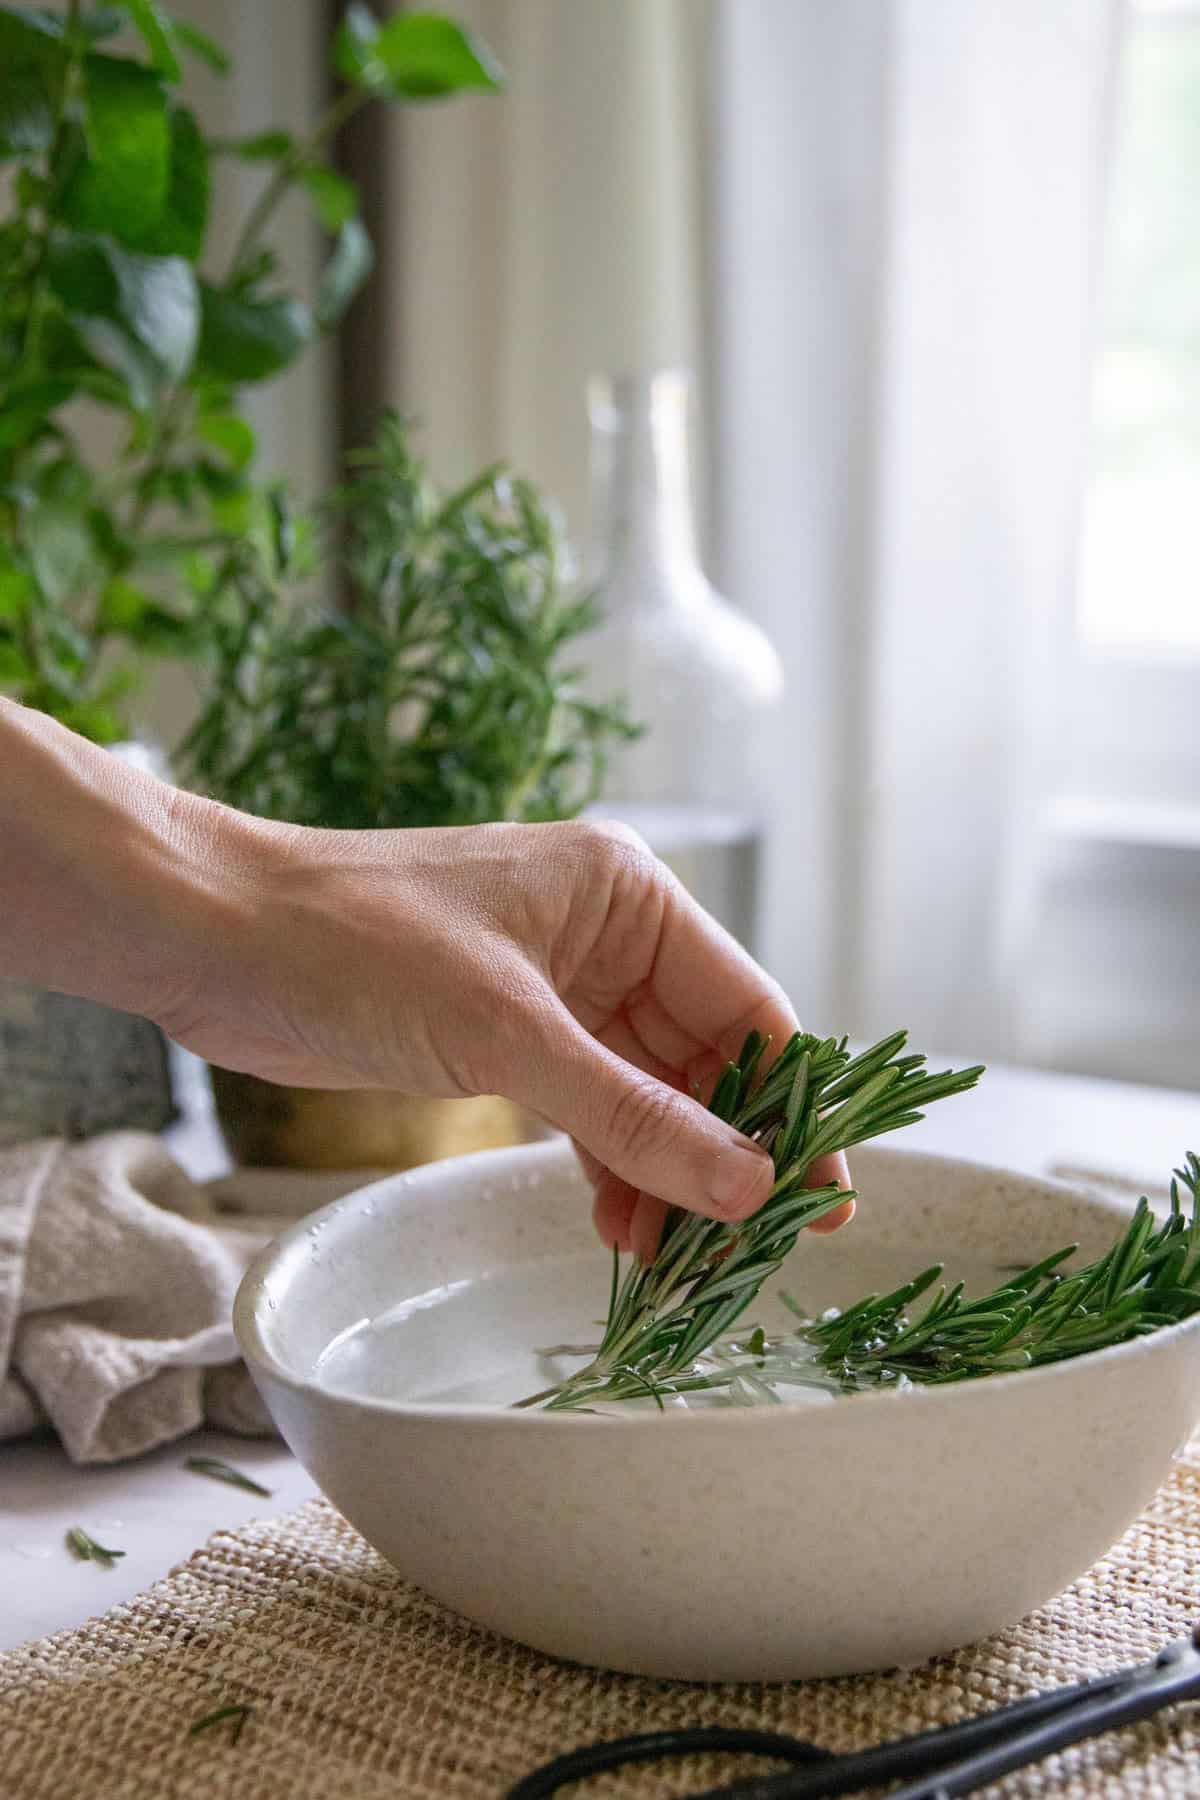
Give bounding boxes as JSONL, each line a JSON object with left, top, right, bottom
{"left": 61, "top": 53, "right": 171, "bottom": 244}
{"left": 334, "top": 5, "right": 503, "bottom": 100}
{"left": 298, "top": 162, "right": 358, "bottom": 232}
{"left": 198, "top": 283, "right": 312, "bottom": 382}
{"left": 26, "top": 500, "right": 93, "bottom": 605}
{"left": 128, "top": 103, "right": 209, "bottom": 261}
{"left": 0, "top": 379, "right": 73, "bottom": 450}
{"left": 0, "top": 558, "right": 34, "bottom": 619}
{"left": 48, "top": 235, "right": 199, "bottom": 393}
{"left": 196, "top": 411, "right": 256, "bottom": 471}
{"left": 0, "top": 7, "right": 65, "bottom": 155}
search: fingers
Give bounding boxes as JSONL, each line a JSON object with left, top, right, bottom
{"left": 509, "top": 1013, "right": 775, "bottom": 1227}
{"left": 645, "top": 881, "right": 801, "bottom": 1073}
{"left": 567, "top": 1049, "right": 855, "bottom": 1252}
{"left": 625, "top": 1150, "right": 853, "bottom": 1260}
{"left": 591, "top": 1171, "right": 639, "bottom": 1251}
{"left": 803, "top": 1149, "right": 855, "bottom": 1232}
{"left": 630, "top": 1192, "right": 668, "bottom": 1263}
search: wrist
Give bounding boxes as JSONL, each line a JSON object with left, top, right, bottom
{"left": 0, "top": 701, "right": 265, "bottom": 1021}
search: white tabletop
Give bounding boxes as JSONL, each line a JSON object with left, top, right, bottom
{"left": 2, "top": 1054, "right": 1195, "bottom": 1653}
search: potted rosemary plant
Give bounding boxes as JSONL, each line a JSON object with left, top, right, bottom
{"left": 179, "top": 415, "right": 637, "bottom": 1169}
{"left": 0, "top": 1, "right": 499, "bottom": 1143}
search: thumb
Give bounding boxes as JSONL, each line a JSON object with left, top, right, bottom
{"left": 509, "top": 1016, "right": 774, "bottom": 1224}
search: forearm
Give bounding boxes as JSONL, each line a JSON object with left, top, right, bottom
{"left": 0, "top": 700, "right": 247, "bottom": 1018}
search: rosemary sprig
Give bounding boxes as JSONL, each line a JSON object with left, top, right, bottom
{"left": 66, "top": 1527, "right": 125, "bottom": 1566}
{"left": 783, "top": 1151, "right": 1200, "bottom": 1390}
{"left": 551, "top": 1152, "right": 1200, "bottom": 1407}
{"left": 185, "top": 1456, "right": 273, "bottom": 1498}
{"left": 189, "top": 1704, "right": 252, "bottom": 1746}
{"left": 522, "top": 1029, "right": 984, "bottom": 1411}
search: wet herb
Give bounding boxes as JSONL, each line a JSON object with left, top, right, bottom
{"left": 786, "top": 1152, "right": 1200, "bottom": 1390}
{"left": 523, "top": 1028, "right": 983, "bottom": 1410}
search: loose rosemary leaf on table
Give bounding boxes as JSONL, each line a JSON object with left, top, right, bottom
{"left": 521, "top": 1028, "right": 984, "bottom": 1411}
{"left": 185, "top": 1456, "right": 273, "bottom": 1497}
{"left": 66, "top": 1527, "right": 125, "bottom": 1566}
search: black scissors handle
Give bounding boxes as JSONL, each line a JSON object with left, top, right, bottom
{"left": 872, "top": 1627, "right": 1200, "bottom": 1800}
{"left": 507, "top": 1624, "right": 1200, "bottom": 1800}
{"left": 506, "top": 1725, "right": 832, "bottom": 1800}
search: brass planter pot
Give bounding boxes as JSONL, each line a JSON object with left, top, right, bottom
{"left": 209, "top": 1066, "right": 534, "bottom": 1172}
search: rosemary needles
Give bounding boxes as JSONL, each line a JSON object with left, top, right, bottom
{"left": 66, "top": 1527, "right": 125, "bottom": 1566}
{"left": 190, "top": 1704, "right": 252, "bottom": 1746}
{"left": 789, "top": 1152, "right": 1200, "bottom": 1391}
{"left": 185, "top": 1456, "right": 272, "bottom": 1497}
{"left": 522, "top": 1028, "right": 983, "bottom": 1411}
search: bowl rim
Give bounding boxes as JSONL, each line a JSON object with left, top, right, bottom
{"left": 234, "top": 1138, "right": 1200, "bottom": 1431}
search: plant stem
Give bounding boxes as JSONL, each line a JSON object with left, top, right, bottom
{"left": 228, "top": 86, "right": 366, "bottom": 278}
{"left": 123, "top": 384, "right": 192, "bottom": 538}
{"left": 21, "top": 0, "right": 84, "bottom": 372}
{"left": 527, "top": 1030, "right": 984, "bottom": 1412}
{"left": 500, "top": 699, "right": 560, "bottom": 820}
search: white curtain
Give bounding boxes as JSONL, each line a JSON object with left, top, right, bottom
{"left": 380, "top": 0, "right": 711, "bottom": 538}
{"left": 380, "top": 0, "right": 1122, "bottom": 1063}
{"left": 714, "top": 0, "right": 1122, "bottom": 1057}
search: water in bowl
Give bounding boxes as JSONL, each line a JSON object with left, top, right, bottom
{"left": 313, "top": 1241, "right": 1011, "bottom": 1412}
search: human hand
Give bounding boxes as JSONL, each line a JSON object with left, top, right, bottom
{"left": 156, "top": 813, "right": 851, "bottom": 1254}
{"left": 0, "top": 706, "right": 848, "bottom": 1254}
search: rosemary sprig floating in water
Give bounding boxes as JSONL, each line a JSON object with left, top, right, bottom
{"left": 780, "top": 1152, "right": 1200, "bottom": 1391}
{"left": 66, "top": 1527, "right": 125, "bottom": 1566}
{"left": 520, "top": 1028, "right": 984, "bottom": 1411}
{"left": 531, "top": 1144, "right": 1200, "bottom": 1409}
{"left": 185, "top": 1456, "right": 273, "bottom": 1497}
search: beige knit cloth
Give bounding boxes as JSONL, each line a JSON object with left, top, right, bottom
{"left": 0, "top": 1132, "right": 277, "bottom": 1462}
{"left": 3, "top": 1441, "right": 1199, "bottom": 1800}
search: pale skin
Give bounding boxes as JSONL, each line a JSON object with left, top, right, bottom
{"left": 0, "top": 699, "right": 851, "bottom": 1254}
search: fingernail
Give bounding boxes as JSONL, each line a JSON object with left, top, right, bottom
{"left": 709, "top": 1140, "right": 773, "bottom": 1221}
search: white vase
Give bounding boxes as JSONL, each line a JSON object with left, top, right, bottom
{"left": 582, "top": 369, "right": 784, "bottom": 947}
{"left": 0, "top": 739, "right": 177, "bottom": 1146}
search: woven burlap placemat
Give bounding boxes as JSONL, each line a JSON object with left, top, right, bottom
{"left": 3, "top": 1440, "right": 1199, "bottom": 1800}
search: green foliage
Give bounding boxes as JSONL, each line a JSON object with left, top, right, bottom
{"left": 524, "top": 1031, "right": 985, "bottom": 1411}
{"left": 791, "top": 1152, "right": 1200, "bottom": 1389}
{"left": 179, "top": 414, "right": 638, "bottom": 831}
{"left": 0, "top": 1, "right": 503, "bottom": 741}
{"left": 531, "top": 1048, "right": 1200, "bottom": 1411}
{"left": 334, "top": 5, "right": 501, "bottom": 100}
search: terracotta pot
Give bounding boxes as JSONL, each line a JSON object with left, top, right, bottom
{"left": 209, "top": 1066, "right": 535, "bottom": 1171}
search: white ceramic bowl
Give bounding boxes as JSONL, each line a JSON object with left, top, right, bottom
{"left": 234, "top": 1141, "right": 1200, "bottom": 1682}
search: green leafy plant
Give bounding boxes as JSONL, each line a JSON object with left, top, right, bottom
{"left": 0, "top": 1, "right": 500, "bottom": 742}
{"left": 521, "top": 1029, "right": 985, "bottom": 1410}
{"left": 179, "top": 413, "right": 638, "bottom": 828}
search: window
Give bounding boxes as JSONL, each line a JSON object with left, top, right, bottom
{"left": 1062, "top": 0, "right": 1200, "bottom": 816}
{"left": 1025, "top": 0, "right": 1200, "bottom": 1087}
{"left": 1079, "top": 1, "right": 1200, "bottom": 660}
